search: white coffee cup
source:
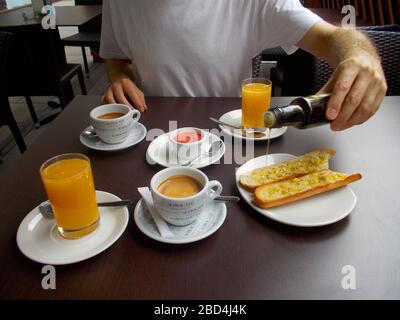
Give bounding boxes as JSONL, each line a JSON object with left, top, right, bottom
{"left": 169, "top": 127, "right": 206, "bottom": 161}
{"left": 90, "top": 104, "right": 140, "bottom": 144}
{"left": 150, "top": 167, "right": 223, "bottom": 226}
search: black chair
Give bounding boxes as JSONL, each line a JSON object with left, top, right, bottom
{"left": 253, "top": 25, "right": 400, "bottom": 97}
{"left": 252, "top": 47, "right": 289, "bottom": 96}
{"left": 61, "top": 0, "right": 102, "bottom": 76}
{"left": 0, "top": 31, "right": 26, "bottom": 153}
{"left": 255, "top": 47, "right": 315, "bottom": 96}
{"left": 6, "top": 25, "right": 87, "bottom": 126}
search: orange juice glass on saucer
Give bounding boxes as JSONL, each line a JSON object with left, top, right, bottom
{"left": 40, "top": 153, "right": 100, "bottom": 239}
{"left": 241, "top": 78, "right": 272, "bottom": 129}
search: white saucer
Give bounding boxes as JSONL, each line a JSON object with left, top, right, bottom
{"left": 219, "top": 109, "right": 287, "bottom": 141}
{"left": 146, "top": 131, "right": 225, "bottom": 169}
{"left": 16, "top": 191, "right": 129, "bottom": 265}
{"left": 80, "top": 123, "right": 147, "bottom": 151}
{"left": 235, "top": 154, "right": 358, "bottom": 227}
{"left": 134, "top": 199, "right": 226, "bottom": 244}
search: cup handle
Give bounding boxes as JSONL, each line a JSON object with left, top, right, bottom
{"left": 132, "top": 109, "right": 141, "bottom": 122}
{"left": 207, "top": 180, "right": 223, "bottom": 201}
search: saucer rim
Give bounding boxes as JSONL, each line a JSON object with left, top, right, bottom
{"left": 79, "top": 123, "right": 147, "bottom": 151}
{"left": 218, "top": 109, "right": 287, "bottom": 141}
{"left": 134, "top": 198, "right": 227, "bottom": 244}
{"left": 16, "top": 190, "right": 129, "bottom": 265}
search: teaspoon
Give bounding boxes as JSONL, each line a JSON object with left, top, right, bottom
{"left": 39, "top": 200, "right": 132, "bottom": 218}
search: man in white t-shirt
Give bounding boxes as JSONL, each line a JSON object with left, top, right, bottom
{"left": 100, "top": 0, "right": 387, "bottom": 131}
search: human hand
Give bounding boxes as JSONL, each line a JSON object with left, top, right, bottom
{"left": 102, "top": 77, "right": 147, "bottom": 112}
{"left": 320, "top": 51, "right": 387, "bottom": 131}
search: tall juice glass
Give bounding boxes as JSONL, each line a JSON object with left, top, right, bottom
{"left": 242, "top": 78, "right": 272, "bottom": 129}
{"left": 40, "top": 154, "right": 99, "bottom": 239}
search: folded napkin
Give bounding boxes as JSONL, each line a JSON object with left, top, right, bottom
{"left": 137, "top": 187, "right": 174, "bottom": 238}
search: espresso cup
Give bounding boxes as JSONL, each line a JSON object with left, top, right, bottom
{"left": 169, "top": 127, "right": 206, "bottom": 161}
{"left": 90, "top": 104, "right": 140, "bottom": 144}
{"left": 150, "top": 167, "right": 223, "bottom": 226}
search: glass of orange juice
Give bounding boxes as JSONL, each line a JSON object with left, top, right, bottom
{"left": 40, "top": 154, "right": 100, "bottom": 239}
{"left": 242, "top": 78, "right": 272, "bottom": 129}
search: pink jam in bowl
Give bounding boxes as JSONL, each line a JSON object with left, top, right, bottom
{"left": 174, "top": 130, "right": 203, "bottom": 144}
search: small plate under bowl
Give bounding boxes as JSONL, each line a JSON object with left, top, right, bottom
{"left": 134, "top": 198, "right": 226, "bottom": 244}
{"left": 146, "top": 131, "right": 225, "bottom": 169}
{"left": 80, "top": 123, "right": 147, "bottom": 152}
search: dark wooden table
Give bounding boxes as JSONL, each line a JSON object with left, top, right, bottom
{"left": 0, "top": 5, "right": 102, "bottom": 27}
{"left": 1, "top": 96, "right": 400, "bottom": 299}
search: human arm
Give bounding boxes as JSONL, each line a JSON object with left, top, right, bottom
{"left": 100, "top": 0, "right": 147, "bottom": 112}
{"left": 298, "top": 21, "right": 387, "bottom": 131}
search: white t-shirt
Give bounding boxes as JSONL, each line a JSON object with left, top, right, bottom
{"left": 100, "top": 0, "right": 321, "bottom": 97}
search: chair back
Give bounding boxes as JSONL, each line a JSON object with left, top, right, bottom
{"left": 0, "top": 31, "right": 14, "bottom": 126}
{"left": 253, "top": 47, "right": 315, "bottom": 96}
{"left": 6, "top": 25, "right": 66, "bottom": 96}
{"left": 0, "top": 30, "right": 27, "bottom": 154}
{"left": 0, "top": 31, "right": 13, "bottom": 95}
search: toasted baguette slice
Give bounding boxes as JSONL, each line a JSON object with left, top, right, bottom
{"left": 254, "top": 169, "right": 362, "bottom": 209}
{"left": 239, "top": 148, "right": 336, "bottom": 190}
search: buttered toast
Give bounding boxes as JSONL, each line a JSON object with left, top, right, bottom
{"left": 254, "top": 169, "right": 362, "bottom": 209}
{"left": 239, "top": 148, "right": 336, "bottom": 190}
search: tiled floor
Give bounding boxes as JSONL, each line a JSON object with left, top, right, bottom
{"left": 0, "top": 0, "right": 108, "bottom": 176}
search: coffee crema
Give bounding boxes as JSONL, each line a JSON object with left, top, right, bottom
{"left": 157, "top": 175, "right": 203, "bottom": 198}
{"left": 97, "top": 112, "right": 125, "bottom": 120}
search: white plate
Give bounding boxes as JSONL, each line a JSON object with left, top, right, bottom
{"left": 146, "top": 131, "right": 226, "bottom": 169}
{"left": 80, "top": 123, "right": 147, "bottom": 151}
{"left": 134, "top": 199, "right": 226, "bottom": 244}
{"left": 235, "top": 154, "right": 358, "bottom": 227}
{"left": 16, "top": 191, "right": 129, "bottom": 265}
{"left": 219, "top": 109, "right": 287, "bottom": 141}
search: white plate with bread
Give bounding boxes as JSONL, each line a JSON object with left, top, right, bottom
{"left": 235, "top": 148, "right": 362, "bottom": 227}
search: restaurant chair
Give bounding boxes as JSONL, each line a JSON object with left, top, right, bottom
{"left": 6, "top": 25, "right": 87, "bottom": 126}
{"left": 0, "top": 97, "right": 27, "bottom": 154}
{"left": 253, "top": 47, "right": 294, "bottom": 96}
{"left": 0, "top": 31, "right": 26, "bottom": 153}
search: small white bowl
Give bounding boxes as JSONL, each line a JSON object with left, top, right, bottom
{"left": 169, "top": 127, "right": 206, "bottom": 161}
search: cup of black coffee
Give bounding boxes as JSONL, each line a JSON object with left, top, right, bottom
{"left": 150, "top": 167, "right": 223, "bottom": 226}
{"left": 90, "top": 104, "right": 140, "bottom": 144}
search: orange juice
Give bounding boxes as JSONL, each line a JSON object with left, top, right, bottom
{"left": 40, "top": 154, "right": 99, "bottom": 239}
{"left": 242, "top": 81, "right": 272, "bottom": 129}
